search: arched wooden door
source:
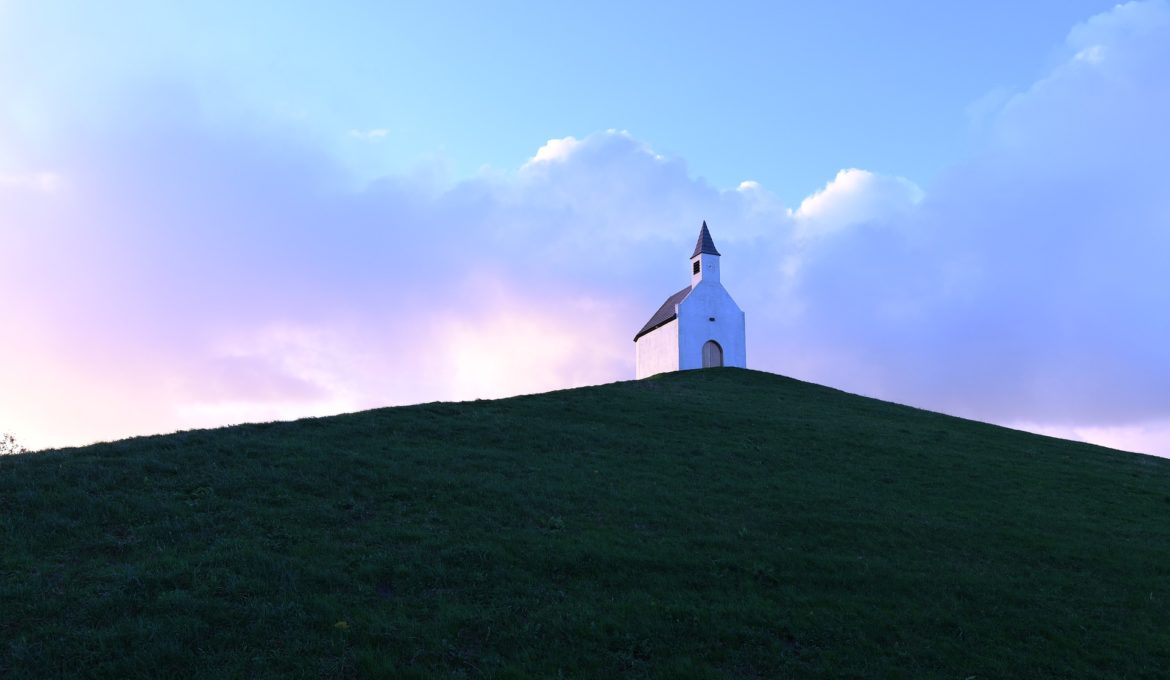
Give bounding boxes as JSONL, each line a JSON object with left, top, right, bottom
{"left": 702, "top": 340, "right": 723, "bottom": 368}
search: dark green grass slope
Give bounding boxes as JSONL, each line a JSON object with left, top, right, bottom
{"left": 2, "top": 369, "right": 1169, "bottom": 678}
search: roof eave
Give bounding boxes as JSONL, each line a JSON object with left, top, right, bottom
{"left": 633, "top": 314, "right": 678, "bottom": 342}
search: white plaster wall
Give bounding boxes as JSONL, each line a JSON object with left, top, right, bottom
{"left": 676, "top": 281, "right": 746, "bottom": 371}
{"left": 635, "top": 318, "right": 680, "bottom": 379}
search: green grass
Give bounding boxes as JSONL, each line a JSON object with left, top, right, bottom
{"left": 2, "top": 368, "right": 1169, "bottom": 678}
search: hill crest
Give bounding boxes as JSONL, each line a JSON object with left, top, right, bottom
{"left": 3, "top": 368, "right": 1168, "bottom": 677}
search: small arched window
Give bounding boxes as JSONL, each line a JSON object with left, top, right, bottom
{"left": 702, "top": 340, "right": 723, "bottom": 368}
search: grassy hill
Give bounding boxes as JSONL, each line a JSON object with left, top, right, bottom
{"left": 2, "top": 368, "right": 1169, "bottom": 678}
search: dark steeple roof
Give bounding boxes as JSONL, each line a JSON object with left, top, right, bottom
{"left": 633, "top": 286, "right": 691, "bottom": 341}
{"left": 691, "top": 220, "right": 721, "bottom": 258}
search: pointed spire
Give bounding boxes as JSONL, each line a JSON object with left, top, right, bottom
{"left": 691, "top": 220, "right": 721, "bottom": 258}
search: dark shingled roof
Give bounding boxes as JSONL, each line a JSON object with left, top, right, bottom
{"left": 691, "top": 220, "right": 720, "bottom": 258}
{"left": 633, "top": 286, "right": 692, "bottom": 341}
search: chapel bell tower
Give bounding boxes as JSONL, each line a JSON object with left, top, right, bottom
{"left": 690, "top": 220, "right": 721, "bottom": 288}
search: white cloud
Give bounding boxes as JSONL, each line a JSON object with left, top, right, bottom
{"left": 4, "top": 2, "right": 1170, "bottom": 462}
{"left": 527, "top": 135, "right": 581, "bottom": 164}
{"left": 772, "top": 0, "right": 1170, "bottom": 446}
{"left": 1066, "top": 0, "right": 1170, "bottom": 52}
{"left": 348, "top": 128, "right": 388, "bottom": 141}
{"left": 1012, "top": 420, "right": 1170, "bottom": 459}
{"left": 1070, "top": 421, "right": 1170, "bottom": 459}
{"left": 790, "top": 168, "right": 922, "bottom": 237}
{"left": 435, "top": 302, "right": 627, "bottom": 401}
{"left": 1073, "top": 45, "right": 1106, "bottom": 64}
{"left": 0, "top": 171, "right": 62, "bottom": 193}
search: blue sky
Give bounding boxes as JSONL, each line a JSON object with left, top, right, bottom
{"left": 3, "top": 1, "right": 1169, "bottom": 455}
{"left": 1, "top": 0, "right": 1119, "bottom": 198}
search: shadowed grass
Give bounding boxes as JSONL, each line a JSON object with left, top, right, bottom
{"left": 2, "top": 368, "right": 1169, "bottom": 677}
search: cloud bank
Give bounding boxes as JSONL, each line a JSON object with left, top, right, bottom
{"left": 2, "top": 1, "right": 1169, "bottom": 457}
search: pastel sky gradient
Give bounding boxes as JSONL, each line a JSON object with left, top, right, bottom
{"left": 2, "top": 1, "right": 1169, "bottom": 456}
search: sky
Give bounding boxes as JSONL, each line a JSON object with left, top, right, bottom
{"left": 2, "top": 1, "right": 1169, "bottom": 457}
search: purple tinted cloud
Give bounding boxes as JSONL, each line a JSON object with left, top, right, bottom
{"left": 778, "top": 3, "right": 1170, "bottom": 430}
{"left": 2, "top": 3, "right": 1169, "bottom": 458}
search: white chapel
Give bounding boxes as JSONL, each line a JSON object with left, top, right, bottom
{"left": 634, "top": 221, "right": 746, "bottom": 379}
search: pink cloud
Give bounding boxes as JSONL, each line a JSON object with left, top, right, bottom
{"left": 3, "top": 2, "right": 1170, "bottom": 460}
